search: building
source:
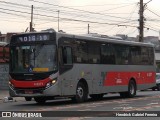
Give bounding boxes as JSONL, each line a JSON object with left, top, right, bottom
{"left": 0, "top": 32, "right": 17, "bottom": 43}
{"left": 0, "top": 33, "right": 6, "bottom": 42}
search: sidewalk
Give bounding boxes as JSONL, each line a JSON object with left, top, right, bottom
{"left": 0, "top": 90, "right": 24, "bottom": 102}
{"left": 0, "top": 90, "right": 9, "bottom": 100}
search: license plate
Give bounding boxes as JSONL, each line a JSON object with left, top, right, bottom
{"left": 25, "top": 90, "right": 33, "bottom": 94}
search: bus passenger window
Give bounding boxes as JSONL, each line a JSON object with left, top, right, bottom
{"left": 62, "top": 47, "right": 73, "bottom": 65}
{"left": 101, "top": 44, "right": 116, "bottom": 64}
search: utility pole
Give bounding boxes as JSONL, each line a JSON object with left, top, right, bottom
{"left": 88, "top": 24, "right": 90, "bottom": 34}
{"left": 139, "top": 0, "right": 144, "bottom": 42}
{"left": 30, "top": 5, "right": 34, "bottom": 32}
{"left": 57, "top": 10, "right": 60, "bottom": 32}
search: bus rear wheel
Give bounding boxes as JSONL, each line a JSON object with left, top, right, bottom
{"left": 72, "top": 82, "right": 88, "bottom": 103}
{"left": 34, "top": 97, "right": 46, "bottom": 104}
{"left": 120, "top": 80, "right": 136, "bottom": 98}
{"left": 127, "top": 80, "right": 136, "bottom": 98}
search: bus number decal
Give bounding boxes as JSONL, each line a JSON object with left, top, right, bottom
{"left": 18, "top": 34, "right": 49, "bottom": 42}
{"left": 147, "top": 72, "right": 152, "bottom": 77}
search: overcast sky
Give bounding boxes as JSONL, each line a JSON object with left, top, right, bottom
{"left": 0, "top": 0, "right": 160, "bottom": 37}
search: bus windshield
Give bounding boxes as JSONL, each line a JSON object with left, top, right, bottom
{"left": 10, "top": 44, "right": 57, "bottom": 73}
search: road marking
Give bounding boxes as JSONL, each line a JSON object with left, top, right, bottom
{"left": 113, "top": 107, "right": 133, "bottom": 110}
{"left": 119, "top": 104, "right": 130, "bottom": 106}
{"left": 62, "top": 117, "right": 84, "bottom": 120}
{"left": 123, "top": 104, "right": 160, "bottom": 111}
{"left": 31, "top": 95, "right": 160, "bottom": 111}
{"left": 113, "top": 107, "right": 124, "bottom": 110}
{"left": 78, "top": 109, "right": 91, "bottom": 111}
{"left": 147, "top": 103, "right": 158, "bottom": 105}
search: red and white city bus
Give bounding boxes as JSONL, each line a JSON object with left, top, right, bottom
{"left": 9, "top": 30, "right": 156, "bottom": 103}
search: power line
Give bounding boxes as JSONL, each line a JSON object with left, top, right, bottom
{"left": 60, "top": 17, "right": 138, "bottom": 28}
{"left": 115, "top": 4, "right": 138, "bottom": 34}
{"left": 0, "top": 1, "right": 30, "bottom": 8}
{"left": 61, "top": 3, "right": 137, "bottom": 7}
{"left": 98, "top": 4, "right": 136, "bottom": 13}
{"left": 0, "top": 0, "right": 148, "bottom": 35}
{"left": 0, "top": 0, "right": 138, "bottom": 28}
{"left": 144, "top": 25, "right": 159, "bottom": 32}
{"left": 145, "top": 22, "right": 160, "bottom": 29}
{"left": 35, "top": 6, "right": 136, "bottom": 15}
{"left": 126, "top": 28, "right": 137, "bottom": 35}
{"left": 144, "top": 13, "right": 159, "bottom": 21}
{"left": 0, "top": 0, "right": 137, "bottom": 24}
{"left": 0, "top": 7, "right": 30, "bottom": 15}
{"left": 0, "top": 9, "right": 57, "bottom": 22}
{"left": 0, "top": 6, "right": 139, "bottom": 28}
{"left": 30, "top": 0, "right": 137, "bottom": 21}
{"left": 146, "top": 8, "right": 160, "bottom": 18}
{"left": 0, "top": 10, "right": 28, "bottom": 17}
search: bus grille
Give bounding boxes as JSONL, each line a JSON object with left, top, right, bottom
{"left": 15, "top": 87, "right": 45, "bottom": 94}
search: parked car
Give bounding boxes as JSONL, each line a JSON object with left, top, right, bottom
{"left": 151, "top": 73, "right": 160, "bottom": 91}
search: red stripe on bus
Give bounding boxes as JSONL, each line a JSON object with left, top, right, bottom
{"left": 104, "top": 71, "right": 155, "bottom": 86}
{"left": 10, "top": 78, "right": 51, "bottom": 88}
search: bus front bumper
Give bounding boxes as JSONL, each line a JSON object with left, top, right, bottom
{"left": 9, "top": 85, "right": 60, "bottom": 97}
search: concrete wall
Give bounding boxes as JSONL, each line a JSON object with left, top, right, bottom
{"left": 0, "top": 64, "right": 9, "bottom": 90}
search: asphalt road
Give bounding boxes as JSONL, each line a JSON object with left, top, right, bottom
{"left": 1, "top": 90, "right": 160, "bottom": 120}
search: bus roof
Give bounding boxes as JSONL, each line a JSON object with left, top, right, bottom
{"left": 11, "top": 31, "right": 154, "bottom": 48}
{"left": 57, "top": 32, "right": 154, "bottom": 47}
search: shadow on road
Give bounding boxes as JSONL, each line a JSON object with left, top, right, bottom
{"left": 11, "top": 93, "right": 152, "bottom": 108}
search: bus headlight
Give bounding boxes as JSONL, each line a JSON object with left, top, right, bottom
{"left": 51, "top": 79, "right": 56, "bottom": 84}
{"left": 45, "top": 79, "right": 57, "bottom": 89}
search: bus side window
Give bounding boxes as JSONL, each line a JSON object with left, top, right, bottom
{"left": 62, "top": 46, "right": 73, "bottom": 65}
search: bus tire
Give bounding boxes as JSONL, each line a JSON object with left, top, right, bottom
{"left": 25, "top": 97, "right": 32, "bottom": 101}
{"left": 127, "top": 80, "right": 136, "bottom": 98}
{"left": 72, "top": 82, "right": 88, "bottom": 103}
{"left": 157, "top": 84, "right": 160, "bottom": 91}
{"left": 34, "top": 97, "right": 46, "bottom": 104}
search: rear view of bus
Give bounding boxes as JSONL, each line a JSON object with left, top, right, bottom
{"left": 9, "top": 31, "right": 59, "bottom": 103}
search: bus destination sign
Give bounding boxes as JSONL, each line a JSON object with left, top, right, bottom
{"left": 16, "top": 34, "right": 50, "bottom": 42}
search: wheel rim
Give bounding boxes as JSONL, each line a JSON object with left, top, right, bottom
{"left": 77, "top": 87, "right": 83, "bottom": 98}
{"left": 130, "top": 84, "right": 135, "bottom": 95}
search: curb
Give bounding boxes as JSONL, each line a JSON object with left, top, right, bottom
{"left": 0, "top": 97, "right": 25, "bottom": 103}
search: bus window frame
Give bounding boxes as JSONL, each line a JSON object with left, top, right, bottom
{"left": 61, "top": 46, "right": 73, "bottom": 65}
{"left": 58, "top": 37, "right": 74, "bottom": 74}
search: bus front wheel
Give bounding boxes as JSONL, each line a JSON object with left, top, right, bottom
{"left": 25, "top": 97, "right": 32, "bottom": 101}
{"left": 72, "top": 82, "right": 88, "bottom": 103}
